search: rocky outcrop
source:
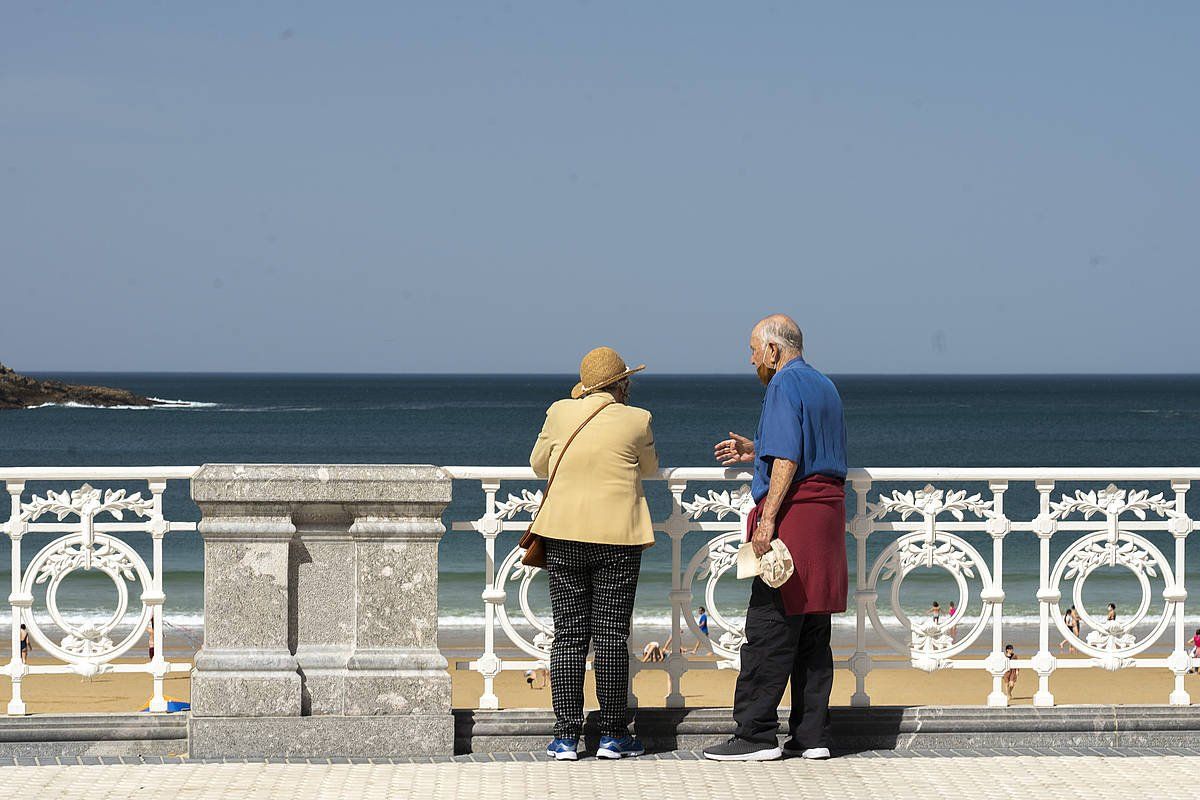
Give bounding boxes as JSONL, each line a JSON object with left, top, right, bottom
{"left": 0, "top": 363, "right": 159, "bottom": 410}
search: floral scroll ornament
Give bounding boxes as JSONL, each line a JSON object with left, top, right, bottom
{"left": 866, "top": 485, "right": 995, "bottom": 524}
{"left": 911, "top": 622, "right": 954, "bottom": 673}
{"left": 880, "top": 539, "right": 977, "bottom": 583}
{"left": 1049, "top": 485, "right": 1179, "bottom": 523}
{"left": 20, "top": 484, "right": 153, "bottom": 570}
{"left": 682, "top": 486, "right": 754, "bottom": 521}
{"left": 494, "top": 489, "right": 544, "bottom": 522}
{"left": 494, "top": 488, "right": 547, "bottom": 581}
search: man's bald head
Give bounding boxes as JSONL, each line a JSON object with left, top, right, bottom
{"left": 752, "top": 314, "right": 804, "bottom": 357}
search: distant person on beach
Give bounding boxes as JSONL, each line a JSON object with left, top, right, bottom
{"left": 641, "top": 640, "right": 665, "bottom": 663}
{"left": 684, "top": 606, "right": 709, "bottom": 654}
{"left": 1107, "top": 603, "right": 1117, "bottom": 622}
{"left": 947, "top": 601, "right": 957, "bottom": 640}
{"left": 525, "top": 667, "right": 548, "bottom": 689}
{"left": 1059, "top": 605, "right": 1080, "bottom": 653}
{"left": 703, "top": 315, "right": 847, "bottom": 762}
{"left": 147, "top": 618, "right": 154, "bottom": 660}
{"left": 530, "top": 346, "right": 657, "bottom": 761}
{"left": 1190, "top": 629, "right": 1200, "bottom": 674}
{"left": 18, "top": 624, "right": 29, "bottom": 664}
{"left": 1004, "top": 644, "right": 1019, "bottom": 698}
{"left": 927, "top": 602, "right": 941, "bottom": 624}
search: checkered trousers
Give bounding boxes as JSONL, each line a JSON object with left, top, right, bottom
{"left": 544, "top": 537, "right": 642, "bottom": 740}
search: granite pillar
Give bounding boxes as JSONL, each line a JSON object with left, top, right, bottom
{"left": 188, "top": 464, "right": 453, "bottom": 758}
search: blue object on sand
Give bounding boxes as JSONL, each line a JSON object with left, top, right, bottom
{"left": 140, "top": 697, "right": 191, "bottom": 713}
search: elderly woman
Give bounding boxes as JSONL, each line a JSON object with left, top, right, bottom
{"left": 530, "top": 346, "right": 658, "bottom": 761}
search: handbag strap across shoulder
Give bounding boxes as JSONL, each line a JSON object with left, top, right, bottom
{"left": 541, "top": 398, "right": 614, "bottom": 503}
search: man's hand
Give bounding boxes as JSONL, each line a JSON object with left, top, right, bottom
{"left": 714, "top": 432, "right": 755, "bottom": 466}
{"left": 751, "top": 516, "right": 775, "bottom": 557}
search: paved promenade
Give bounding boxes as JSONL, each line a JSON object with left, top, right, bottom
{"left": 9, "top": 750, "right": 1200, "bottom": 799}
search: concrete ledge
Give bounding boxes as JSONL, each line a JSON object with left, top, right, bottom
{"left": 0, "top": 713, "right": 186, "bottom": 757}
{"left": 188, "top": 714, "right": 454, "bottom": 758}
{"left": 454, "top": 705, "right": 1200, "bottom": 753}
{"left": 191, "top": 464, "right": 451, "bottom": 505}
{"left": 7, "top": 705, "right": 1200, "bottom": 759}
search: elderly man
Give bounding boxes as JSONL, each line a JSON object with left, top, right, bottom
{"left": 702, "top": 314, "right": 848, "bottom": 762}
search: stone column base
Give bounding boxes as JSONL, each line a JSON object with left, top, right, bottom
{"left": 188, "top": 714, "right": 454, "bottom": 759}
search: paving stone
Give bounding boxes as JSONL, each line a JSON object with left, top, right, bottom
{"left": 5, "top": 753, "right": 1200, "bottom": 797}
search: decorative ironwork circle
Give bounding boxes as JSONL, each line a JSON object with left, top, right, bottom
{"left": 681, "top": 530, "right": 745, "bottom": 662}
{"left": 21, "top": 533, "right": 153, "bottom": 665}
{"left": 493, "top": 544, "right": 554, "bottom": 661}
{"left": 1049, "top": 530, "right": 1174, "bottom": 659}
{"left": 865, "top": 531, "right": 995, "bottom": 660}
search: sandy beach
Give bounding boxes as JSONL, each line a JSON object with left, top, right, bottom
{"left": 6, "top": 651, "right": 1200, "bottom": 716}
{"left": 3, "top": 620, "right": 1195, "bottom": 714}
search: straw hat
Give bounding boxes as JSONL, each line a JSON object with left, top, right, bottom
{"left": 571, "top": 346, "right": 646, "bottom": 399}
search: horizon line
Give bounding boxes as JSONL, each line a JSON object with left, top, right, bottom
{"left": 16, "top": 369, "right": 1200, "bottom": 378}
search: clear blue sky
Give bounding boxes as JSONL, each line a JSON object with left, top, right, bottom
{"left": 3, "top": 3, "right": 1197, "bottom": 374}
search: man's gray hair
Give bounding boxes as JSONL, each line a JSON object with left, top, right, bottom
{"left": 757, "top": 316, "right": 804, "bottom": 355}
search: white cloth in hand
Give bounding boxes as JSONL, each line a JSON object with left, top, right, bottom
{"left": 735, "top": 539, "right": 794, "bottom": 588}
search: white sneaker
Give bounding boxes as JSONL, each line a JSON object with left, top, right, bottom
{"left": 783, "top": 742, "right": 830, "bottom": 759}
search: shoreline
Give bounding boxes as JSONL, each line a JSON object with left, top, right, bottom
{"left": 7, "top": 619, "right": 1180, "bottom": 666}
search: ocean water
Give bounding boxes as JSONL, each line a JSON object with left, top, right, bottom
{"left": 2, "top": 373, "right": 1200, "bottom": 642}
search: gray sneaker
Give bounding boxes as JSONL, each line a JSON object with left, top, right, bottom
{"left": 702, "top": 737, "right": 783, "bottom": 761}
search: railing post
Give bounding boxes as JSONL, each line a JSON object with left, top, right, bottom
{"left": 1168, "top": 479, "right": 1192, "bottom": 705}
{"left": 984, "top": 480, "right": 1010, "bottom": 707}
{"left": 1032, "top": 480, "right": 1057, "bottom": 707}
{"left": 849, "top": 477, "right": 872, "bottom": 708}
{"left": 476, "top": 480, "right": 503, "bottom": 711}
{"left": 189, "top": 464, "right": 453, "bottom": 758}
{"left": 5, "top": 481, "right": 27, "bottom": 716}
{"left": 663, "top": 478, "right": 689, "bottom": 709}
{"left": 146, "top": 478, "right": 169, "bottom": 713}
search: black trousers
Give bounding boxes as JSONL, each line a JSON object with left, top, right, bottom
{"left": 544, "top": 537, "right": 642, "bottom": 739}
{"left": 732, "top": 577, "right": 834, "bottom": 748}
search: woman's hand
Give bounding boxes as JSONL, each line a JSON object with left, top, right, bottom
{"left": 714, "top": 432, "right": 755, "bottom": 465}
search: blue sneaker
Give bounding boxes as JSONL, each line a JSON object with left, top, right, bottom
{"left": 596, "top": 735, "right": 645, "bottom": 759}
{"left": 546, "top": 738, "right": 579, "bottom": 761}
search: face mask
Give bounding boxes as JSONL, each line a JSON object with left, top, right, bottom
{"left": 756, "top": 362, "right": 776, "bottom": 386}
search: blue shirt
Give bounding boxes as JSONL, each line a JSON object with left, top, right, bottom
{"left": 751, "top": 357, "right": 848, "bottom": 502}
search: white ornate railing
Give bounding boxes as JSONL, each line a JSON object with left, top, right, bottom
{"left": 5, "top": 464, "right": 1198, "bottom": 715}
{"left": 446, "top": 467, "right": 1200, "bottom": 710}
{"left": 0, "top": 467, "right": 200, "bottom": 714}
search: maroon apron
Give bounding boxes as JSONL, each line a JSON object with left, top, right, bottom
{"left": 744, "top": 474, "right": 848, "bottom": 616}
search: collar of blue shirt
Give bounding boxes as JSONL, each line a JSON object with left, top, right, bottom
{"left": 776, "top": 355, "right": 806, "bottom": 375}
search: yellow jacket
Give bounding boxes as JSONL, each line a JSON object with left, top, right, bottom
{"left": 529, "top": 391, "right": 659, "bottom": 546}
